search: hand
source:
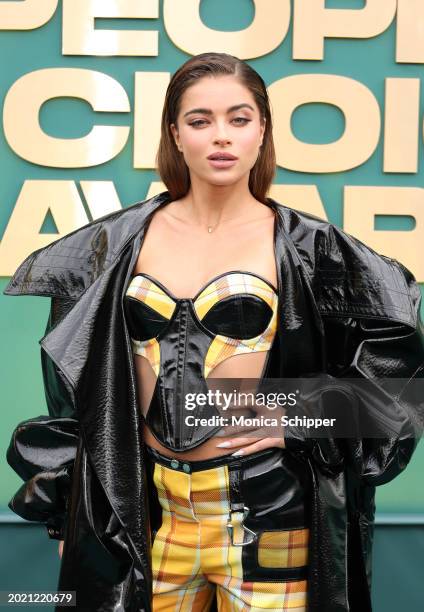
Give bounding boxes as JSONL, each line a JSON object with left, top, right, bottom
{"left": 58, "top": 540, "right": 64, "bottom": 559}
{"left": 214, "top": 398, "right": 286, "bottom": 456}
{"left": 216, "top": 435, "right": 285, "bottom": 456}
{"left": 210, "top": 380, "right": 286, "bottom": 456}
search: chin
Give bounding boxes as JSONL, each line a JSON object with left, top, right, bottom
{"left": 190, "top": 169, "right": 238, "bottom": 186}
{"left": 207, "top": 177, "right": 241, "bottom": 188}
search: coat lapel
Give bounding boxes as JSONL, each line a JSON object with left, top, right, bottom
{"left": 3, "top": 191, "right": 172, "bottom": 300}
{"left": 269, "top": 200, "right": 326, "bottom": 377}
{"left": 269, "top": 201, "right": 349, "bottom": 609}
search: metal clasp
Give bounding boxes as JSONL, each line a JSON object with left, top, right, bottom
{"left": 227, "top": 506, "right": 257, "bottom": 546}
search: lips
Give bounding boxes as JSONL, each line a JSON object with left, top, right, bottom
{"left": 207, "top": 152, "right": 238, "bottom": 160}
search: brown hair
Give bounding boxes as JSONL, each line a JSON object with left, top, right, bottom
{"left": 155, "top": 52, "right": 276, "bottom": 203}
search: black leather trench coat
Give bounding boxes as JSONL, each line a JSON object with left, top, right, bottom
{"left": 4, "top": 190, "right": 424, "bottom": 611}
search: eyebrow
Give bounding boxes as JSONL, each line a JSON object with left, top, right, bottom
{"left": 183, "top": 103, "right": 255, "bottom": 118}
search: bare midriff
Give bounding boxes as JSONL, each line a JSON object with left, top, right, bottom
{"left": 142, "top": 428, "right": 254, "bottom": 460}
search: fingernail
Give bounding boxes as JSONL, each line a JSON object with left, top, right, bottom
{"left": 231, "top": 449, "right": 244, "bottom": 457}
{"left": 216, "top": 441, "right": 232, "bottom": 448}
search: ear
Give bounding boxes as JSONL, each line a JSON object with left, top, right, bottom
{"left": 170, "top": 123, "right": 181, "bottom": 150}
{"left": 260, "top": 117, "right": 266, "bottom": 146}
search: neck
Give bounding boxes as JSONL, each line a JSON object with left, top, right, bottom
{"left": 180, "top": 178, "right": 263, "bottom": 227}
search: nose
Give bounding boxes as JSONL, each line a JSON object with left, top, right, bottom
{"left": 213, "top": 121, "right": 232, "bottom": 145}
{"left": 214, "top": 135, "right": 232, "bottom": 147}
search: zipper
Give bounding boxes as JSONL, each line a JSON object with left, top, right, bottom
{"left": 176, "top": 301, "right": 188, "bottom": 448}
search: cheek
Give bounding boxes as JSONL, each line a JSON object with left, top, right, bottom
{"left": 182, "top": 130, "right": 208, "bottom": 154}
{"left": 239, "top": 127, "right": 262, "bottom": 152}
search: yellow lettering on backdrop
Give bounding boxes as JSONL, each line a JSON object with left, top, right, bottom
{"left": 0, "top": 181, "right": 124, "bottom": 275}
{"left": 344, "top": 186, "right": 424, "bottom": 281}
{"left": 0, "top": 0, "right": 57, "bottom": 30}
{"left": 384, "top": 78, "right": 420, "bottom": 173}
{"left": 80, "top": 181, "right": 123, "bottom": 219}
{"left": 2, "top": 69, "right": 422, "bottom": 174}
{"left": 3, "top": 68, "right": 130, "bottom": 168}
{"left": 0, "top": 181, "right": 89, "bottom": 276}
{"left": 1, "top": 182, "right": 422, "bottom": 280}
{"left": 133, "top": 72, "right": 170, "bottom": 169}
{"left": 145, "top": 181, "right": 168, "bottom": 200}
{"left": 268, "top": 74, "right": 380, "bottom": 173}
{"left": 163, "top": 0, "right": 290, "bottom": 59}
{"left": 293, "top": 0, "right": 397, "bottom": 60}
{"left": 396, "top": 0, "right": 424, "bottom": 63}
{"left": 62, "top": 0, "right": 159, "bottom": 56}
{"left": 3, "top": 0, "right": 424, "bottom": 65}
{"left": 268, "top": 184, "right": 328, "bottom": 221}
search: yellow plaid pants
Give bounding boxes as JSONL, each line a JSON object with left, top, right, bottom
{"left": 147, "top": 448, "right": 309, "bottom": 611}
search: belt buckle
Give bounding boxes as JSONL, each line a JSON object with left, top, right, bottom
{"left": 227, "top": 505, "right": 257, "bottom": 547}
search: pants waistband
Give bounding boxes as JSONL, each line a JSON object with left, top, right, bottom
{"left": 145, "top": 445, "right": 281, "bottom": 474}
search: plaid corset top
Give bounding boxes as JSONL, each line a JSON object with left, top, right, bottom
{"left": 124, "top": 270, "right": 279, "bottom": 451}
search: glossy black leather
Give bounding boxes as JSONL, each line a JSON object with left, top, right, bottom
{"left": 236, "top": 448, "right": 311, "bottom": 583}
{"left": 202, "top": 293, "right": 273, "bottom": 337}
{"left": 4, "top": 190, "right": 424, "bottom": 612}
{"left": 6, "top": 414, "right": 79, "bottom": 540}
{"left": 124, "top": 278, "right": 276, "bottom": 452}
{"left": 125, "top": 288, "right": 274, "bottom": 340}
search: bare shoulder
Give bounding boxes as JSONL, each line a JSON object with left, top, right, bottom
{"left": 150, "top": 198, "right": 188, "bottom": 228}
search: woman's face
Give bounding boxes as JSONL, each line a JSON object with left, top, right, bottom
{"left": 170, "top": 75, "right": 265, "bottom": 187}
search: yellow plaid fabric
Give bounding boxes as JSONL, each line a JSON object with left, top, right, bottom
{"left": 150, "top": 460, "right": 308, "bottom": 611}
{"left": 125, "top": 272, "right": 278, "bottom": 378}
{"left": 257, "top": 531, "right": 309, "bottom": 569}
{"left": 125, "top": 275, "right": 176, "bottom": 376}
{"left": 193, "top": 273, "right": 278, "bottom": 377}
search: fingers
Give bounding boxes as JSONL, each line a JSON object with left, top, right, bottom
{"left": 213, "top": 418, "right": 261, "bottom": 437}
{"left": 214, "top": 423, "right": 264, "bottom": 437}
{"left": 231, "top": 438, "right": 285, "bottom": 456}
{"left": 216, "top": 436, "right": 261, "bottom": 449}
{"left": 213, "top": 409, "right": 286, "bottom": 439}
{"left": 216, "top": 436, "right": 285, "bottom": 456}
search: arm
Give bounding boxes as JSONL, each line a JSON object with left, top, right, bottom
{"left": 6, "top": 297, "right": 80, "bottom": 540}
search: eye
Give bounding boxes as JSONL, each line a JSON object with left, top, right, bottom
{"left": 232, "top": 117, "right": 251, "bottom": 125}
{"left": 201, "top": 295, "right": 273, "bottom": 339}
{"left": 124, "top": 296, "right": 170, "bottom": 341}
{"left": 189, "top": 119, "right": 208, "bottom": 128}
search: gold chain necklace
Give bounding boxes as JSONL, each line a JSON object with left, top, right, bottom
{"left": 206, "top": 209, "right": 258, "bottom": 233}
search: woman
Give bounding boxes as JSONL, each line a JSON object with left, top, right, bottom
{"left": 4, "top": 53, "right": 424, "bottom": 612}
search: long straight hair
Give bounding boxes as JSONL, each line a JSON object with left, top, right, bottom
{"left": 156, "top": 52, "right": 276, "bottom": 203}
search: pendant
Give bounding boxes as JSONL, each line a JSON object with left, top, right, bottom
{"left": 208, "top": 226, "right": 213, "bottom": 233}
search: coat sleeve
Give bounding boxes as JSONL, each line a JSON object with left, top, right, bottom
{"left": 6, "top": 297, "right": 80, "bottom": 540}
{"left": 284, "top": 267, "right": 424, "bottom": 485}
